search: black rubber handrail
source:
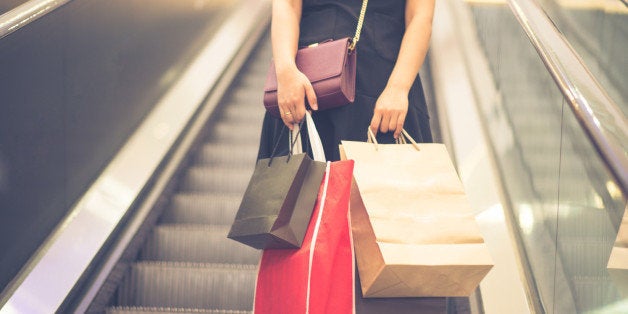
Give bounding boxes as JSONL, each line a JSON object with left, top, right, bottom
{"left": 0, "top": 0, "right": 72, "bottom": 40}
{"left": 508, "top": 0, "right": 628, "bottom": 196}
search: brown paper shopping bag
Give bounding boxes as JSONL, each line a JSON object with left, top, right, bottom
{"left": 341, "top": 130, "right": 493, "bottom": 297}
{"left": 607, "top": 204, "right": 628, "bottom": 296}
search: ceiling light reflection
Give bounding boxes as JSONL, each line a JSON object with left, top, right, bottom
{"left": 518, "top": 204, "right": 535, "bottom": 235}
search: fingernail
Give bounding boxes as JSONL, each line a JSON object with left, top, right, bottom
{"left": 312, "top": 103, "right": 318, "bottom": 110}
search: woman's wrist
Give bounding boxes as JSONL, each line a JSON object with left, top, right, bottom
{"left": 384, "top": 81, "right": 411, "bottom": 94}
{"left": 275, "top": 59, "right": 298, "bottom": 75}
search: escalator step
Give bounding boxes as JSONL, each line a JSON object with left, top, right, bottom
{"left": 572, "top": 275, "right": 620, "bottom": 311}
{"left": 228, "top": 89, "right": 264, "bottom": 104}
{"left": 107, "top": 306, "right": 251, "bottom": 314}
{"left": 559, "top": 238, "right": 614, "bottom": 277}
{"left": 117, "top": 262, "right": 256, "bottom": 311}
{"left": 161, "top": 193, "right": 241, "bottom": 225}
{"left": 529, "top": 174, "right": 598, "bottom": 200}
{"left": 206, "top": 121, "right": 264, "bottom": 144}
{"left": 194, "top": 143, "right": 258, "bottom": 167}
{"left": 523, "top": 149, "right": 580, "bottom": 173}
{"left": 240, "top": 74, "right": 267, "bottom": 89}
{"left": 180, "top": 166, "right": 252, "bottom": 193}
{"left": 219, "top": 105, "right": 265, "bottom": 125}
{"left": 553, "top": 209, "right": 615, "bottom": 238}
{"left": 140, "top": 225, "right": 259, "bottom": 264}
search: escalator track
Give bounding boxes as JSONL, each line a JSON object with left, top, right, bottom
{"left": 105, "top": 37, "right": 272, "bottom": 313}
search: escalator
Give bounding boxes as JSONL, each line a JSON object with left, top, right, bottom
{"left": 100, "top": 32, "right": 457, "bottom": 314}
{"left": 452, "top": 1, "right": 627, "bottom": 313}
{"left": 105, "top": 37, "right": 271, "bottom": 313}
{"left": 1, "top": 0, "right": 626, "bottom": 313}
{"left": 95, "top": 31, "right": 454, "bottom": 314}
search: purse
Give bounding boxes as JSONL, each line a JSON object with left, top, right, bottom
{"left": 263, "top": 0, "right": 368, "bottom": 117}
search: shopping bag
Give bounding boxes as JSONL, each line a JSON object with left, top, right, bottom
{"left": 228, "top": 113, "right": 326, "bottom": 249}
{"left": 254, "top": 160, "right": 355, "bottom": 314}
{"left": 608, "top": 205, "right": 628, "bottom": 296}
{"left": 341, "top": 130, "right": 494, "bottom": 297}
{"left": 354, "top": 267, "right": 447, "bottom": 313}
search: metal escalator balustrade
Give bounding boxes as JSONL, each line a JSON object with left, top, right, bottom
{"left": 0, "top": 0, "right": 72, "bottom": 39}
{"left": 443, "top": 0, "right": 627, "bottom": 312}
{"left": 0, "top": 0, "right": 271, "bottom": 312}
{"left": 105, "top": 36, "right": 272, "bottom": 314}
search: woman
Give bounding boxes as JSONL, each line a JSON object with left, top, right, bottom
{"left": 258, "top": 0, "right": 435, "bottom": 161}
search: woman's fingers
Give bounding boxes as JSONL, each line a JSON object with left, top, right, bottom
{"left": 369, "top": 110, "right": 382, "bottom": 136}
{"left": 277, "top": 71, "right": 316, "bottom": 129}
{"left": 371, "top": 85, "right": 410, "bottom": 139}
{"left": 370, "top": 107, "right": 407, "bottom": 139}
{"left": 293, "top": 74, "right": 314, "bottom": 122}
{"left": 394, "top": 111, "right": 406, "bottom": 139}
{"left": 279, "top": 101, "right": 296, "bottom": 129}
{"left": 304, "top": 79, "right": 318, "bottom": 111}
{"left": 282, "top": 112, "right": 295, "bottom": 130}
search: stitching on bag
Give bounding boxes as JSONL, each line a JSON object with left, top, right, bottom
{"left": 305, "top": 161, "right": 331, "bottom": 313}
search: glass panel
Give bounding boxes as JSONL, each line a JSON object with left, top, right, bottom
{"left": 535, "top": 0, "right": 627, "bottom": 114}
{"left": 455, "top": 0, "right": 627, "bottom": 312}
{"left": 556, "top": 95, "right": 626, "bottom": 312}
{"left": 0, "top": 0, "right": 240, "bottom": 292}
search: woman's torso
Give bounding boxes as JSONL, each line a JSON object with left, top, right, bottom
{"left": 299, "top": 0, "right": 406, "bottom": 64}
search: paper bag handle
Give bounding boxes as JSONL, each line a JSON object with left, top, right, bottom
{"left": 287, "top": 112, "right": 326, "bottom": 162}
{"left": 367, "top": 128, "right": 420, "bottom": 151}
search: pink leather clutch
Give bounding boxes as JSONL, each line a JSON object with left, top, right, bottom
{"left": 263, "top": 37, "right": 357, "bottom": 118}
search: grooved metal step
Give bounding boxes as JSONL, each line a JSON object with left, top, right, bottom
{"left": 207, "top": 122, "right": 264, "bottom": 144}
{"left": 229, "top": 89, "right": 265, "bottom": 104}
{"left": 194, "top": 143, "right": 258, "bottom": 167}
{"left": 140, "top": 225, "right": 259, "bottom": 264}
{"left": 160, "top": 193, "right": 242, "bottom": 225}
{"left": 180, "top": 166, "right": 253, "bottom": 193}
{"left": 220, "top": 107, "right": 265, "bottom": 125}
{"left": 107, "top": 306, "right": 251, "bottom": 314}
{"left": 117, "top": 262, "right": 257, "bottom": 311}
{"left": 108, "top": 31, "right": 271, "bottom": 313}
{"left": 553, "top": 209, "right": 615, "bottom": 238}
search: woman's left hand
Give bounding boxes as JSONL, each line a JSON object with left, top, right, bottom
{"left": 370, "top": 86, "right": 409, "bottom": 139}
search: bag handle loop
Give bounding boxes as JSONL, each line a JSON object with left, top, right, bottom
{"left": 268, "top": 123, "right": 304, "bottom": 166}
{"left": 268, "top": 112, "right": 326, "bottom": 166}
{"left": 290, "top": 112, "right": 326, "bottom": 162}
{"left": 367, "top": 128, "right": 421, "bottom": 151}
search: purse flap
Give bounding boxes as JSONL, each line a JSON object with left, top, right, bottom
{"left": 264, "top": 37, "right": 350, "bottom": 92}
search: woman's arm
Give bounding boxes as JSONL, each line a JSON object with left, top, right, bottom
{"left": 271, "top": 0, "right": 317, "bottom": 129}
{"left": 369, "top": 0, "right": 435, "bottom": 139}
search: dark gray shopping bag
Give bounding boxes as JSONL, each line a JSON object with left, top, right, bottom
{"left": 228, "top": 113, "right": 327, "bottom": 249}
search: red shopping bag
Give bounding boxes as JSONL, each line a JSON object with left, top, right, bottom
{"left": 254, "top": 160, "right": 355, "bottom": 314}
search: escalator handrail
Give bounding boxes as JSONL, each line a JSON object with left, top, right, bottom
{"left": 0, "top": 0, "right": 72, "bottom": 40}
{"left": 508, "top": 0, "right": 628, "bottom": 195}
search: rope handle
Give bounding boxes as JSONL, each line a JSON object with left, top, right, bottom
{"left": 349, "top": 0, "right": 368, "bottom": 51}
{"left": 267, "top": 123, "right": 304, "bottom": 166}
{"left": 367, "top": 128, "right": 421, "bottom": 151}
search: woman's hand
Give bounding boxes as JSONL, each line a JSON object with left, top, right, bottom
{"left": 369, "top": 0, "right": 434, "bottom": 139}
{"left": 276, "top": 66, "right": 318, "bottom": 130}
{"left": 369, "top": 85, "right": 409, "bottom": 139}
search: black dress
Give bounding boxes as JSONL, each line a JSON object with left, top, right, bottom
{"left": 257, "top": 0, "right": 432, "bottom": 161}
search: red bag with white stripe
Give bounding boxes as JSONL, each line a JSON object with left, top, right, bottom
{"left": 254, "top": 160, "right": 355, "bottom": 314}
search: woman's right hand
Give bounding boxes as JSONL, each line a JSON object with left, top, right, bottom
{"left": 276, "top": 66, "right": 318, "bottom": 130}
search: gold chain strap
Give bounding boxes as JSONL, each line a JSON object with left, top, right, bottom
{"left": 349, "top": 0, "right": 368, "bottom": 51}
